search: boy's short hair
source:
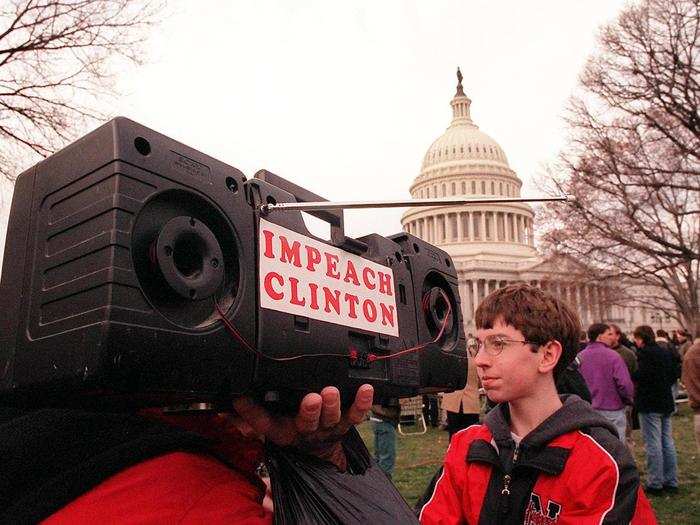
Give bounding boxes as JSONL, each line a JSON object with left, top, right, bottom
{"left": 633, "top": 325, "right": 656, "bottom": 346}
{"left": 587, "top": 323, "right": 610, "bottom": 342}
{"left": 475, "top": 283, "right": 581, "bottom": 380}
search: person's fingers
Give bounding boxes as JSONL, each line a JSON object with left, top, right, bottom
{"left": 295, "top": 392, "right": 322, "bottom": 434}
{"left": 231, "top": 396, "right": 273, "bottom": 435}
{"left": 345, "top": 384, "right": 374, "bottom": 425}
{"left": 319, "top": 386, "right": 341, "bottom": 429}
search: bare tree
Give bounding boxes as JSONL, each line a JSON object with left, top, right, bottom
{"left": 539, "top": 0, "right": 700, "bottom": 335}
{"left": 0, "top": 0, "right": 164, "bottom": 180}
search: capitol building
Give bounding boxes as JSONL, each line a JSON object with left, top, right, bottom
{"left": 401, "top": 71, "right": 652, "bottom": 335}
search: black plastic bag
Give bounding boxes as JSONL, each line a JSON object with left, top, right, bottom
{"left": 266, "top": 427, "right": 418, "bottom": 524}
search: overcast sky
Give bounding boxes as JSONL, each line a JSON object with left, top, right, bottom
{"left": 0, "top": 0, "right": 630, "bottom": 272}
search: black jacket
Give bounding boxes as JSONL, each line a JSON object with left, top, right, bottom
{"left": 633, "top": 343, "right": 677, "bottom": 414}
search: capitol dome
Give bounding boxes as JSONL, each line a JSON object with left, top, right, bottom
{"left": 399, "top": 69, "right": 642, "bottom": 336}
{"left": 402, "top": 68, "right": 537, "bottom": 262}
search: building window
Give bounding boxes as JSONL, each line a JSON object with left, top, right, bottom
{"left": 499, "top": 182, "right": 503, "bottom": 195}
{"left": 471, "top": 181, "right": 476, "bottom": 193}
{"left": 438, "top": 215, "right": 445, "bottom": 241}
{"left": 451, "top": 182, "right": 456, "bottom": 195}
{"left": 426, "top": 187, "right": 430, "bottom": 198}
{"left": 461, "top": 181, "right": 466, "bottom": 194}
{"left": 473, "top": 212, "right": 481, "bottom": 240}
{"left": 481, "top": 181, "right": 486, "bottom": 194}
{"left": 506, "top": 185, "right": 510, "bottom": 197}
{"left": 434, "top": 185, "right": 437, "bottom": 196}
{"left": 497, "top": 213, "right": 505, "bottom": 240}
{"left": 525, "top": 222, "right": 531, "bottom": 245}
{"left": 491, "top": 181, "right": 495, "bottom": 194}
{"left": 510, "top": 214, "right": 515, "bottom": 240}
{"left": 441, "top": 183, "right": 446, "bottom": 196}
{"left": 449, "top": 214, "right": 457, "bottom": 241}
{"left": 485, "top": 213, "right": 492, "bottom": 240}
{"left": 517, "top": 216, "right": 524, "bottom": 243}
{"left": 461, "top": 213, "right": 470, "bottom": 239}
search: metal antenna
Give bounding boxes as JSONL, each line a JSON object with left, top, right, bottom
{"left": 261, "top": 195, "right": 567, "bottom": 214}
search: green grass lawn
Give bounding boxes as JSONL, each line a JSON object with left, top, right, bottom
{"left": 359, "top": 404, "right": 699, "bottom": 524}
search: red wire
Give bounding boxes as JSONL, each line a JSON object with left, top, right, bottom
{"left": 214, "top": 289, "right": 459, "bottom": 363}
{"left": 214, "top": 300, "right": 351, "bottom": 362}
{"left": 373, "top": 289, "right": 452, "bottom": 361}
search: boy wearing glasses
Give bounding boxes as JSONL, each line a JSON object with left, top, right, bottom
{"left": 419, "top": 284, "right": 654, "bottom": 524}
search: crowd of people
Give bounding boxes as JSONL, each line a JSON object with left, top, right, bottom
{"left": 577, "top": 323, "right": 685, "bottom": 496}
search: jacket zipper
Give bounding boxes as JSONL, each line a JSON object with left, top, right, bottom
{"left": 500, "top": 443, "right": 520, "bottom": 519}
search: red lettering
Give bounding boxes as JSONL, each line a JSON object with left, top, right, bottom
{"left": 362, "top": 299, "right": 377, "bottom": 322}
{"left": 362, "top": 267, "right": 376, "bottom": 290}
{"left": 323, "top": 287, "right": 341, "bottom": 314}
{"left": 263, "top": 271, "right": 284, "bottom": 300}
{"left": 262, "top": 229, "right": 275, "bottom": 259}
{"left": 378, "top": 271, "right": 393, "bottom": 296}
{"left": 343, "top": 260, "right": 360, "bottom": 286}
{"left": 280, "top": 236, "right": 302, "bottom": 267}
{"left": 308, "top": 283, "right": 320, "bottom": 310}
{"left": 288, "top": 277, "right": 306, "bottom": 306}
{"left": 380, "top": 303, "right": 395, "bottom": 327}
{"left": 344, "top": 293, "right": 359, "bottom": 319}
{"left": 325, "top": 253, "right": 340, "bottom": 279}
{"left": 306, "top": 246, "right": 321, "bottom": 271}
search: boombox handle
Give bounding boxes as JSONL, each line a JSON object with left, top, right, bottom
{"left": 254, "top": 170, "right": 369, "bottom": 255}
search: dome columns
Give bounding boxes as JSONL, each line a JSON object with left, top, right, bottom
{"left": 403, "top": 210, "right": 534, "bottom": 247}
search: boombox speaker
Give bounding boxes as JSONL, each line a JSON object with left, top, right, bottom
{"left": 0, "top": 117, "right": 466, "bottom": 408}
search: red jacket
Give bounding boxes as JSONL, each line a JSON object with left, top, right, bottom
{"left": 41, "top": 411, "right": 273, "bottom": 524}
{"left": 43, "top": 451, "right": 272, "bottom": 524}
{"left": 419, "top": 396, "right": 656, "bottom": 524}
{"left": 0, "top": 407, "right": 271, "bottom": 524}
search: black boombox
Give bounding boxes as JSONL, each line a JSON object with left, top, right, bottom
{"left": 0, "top": 117, "right": 466, "bottom": 409}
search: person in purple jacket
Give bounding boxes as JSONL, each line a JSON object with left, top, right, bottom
{"left": 578, "top": 323, "right": 635, "bottom": 441}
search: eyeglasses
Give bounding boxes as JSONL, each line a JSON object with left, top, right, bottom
{"left": 475, "top": 335, "right": 540, "bottom": 357}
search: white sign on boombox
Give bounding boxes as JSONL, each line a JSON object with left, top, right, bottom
{"left": 258, "top": 218, "right": 399, "bottom": 337}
